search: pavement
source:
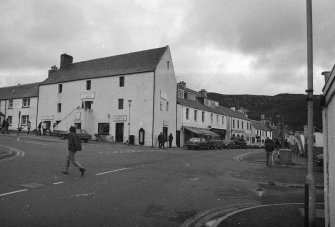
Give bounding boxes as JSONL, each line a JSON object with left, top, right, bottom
{"left": 182, "top": 150, "right": 325, "bottom": 227}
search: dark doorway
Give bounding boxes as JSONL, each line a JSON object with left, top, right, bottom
{"left": 115, "top": 123, "right": 124, "bottom": 142}
{"left": 75, "top": 123, "right": 81, "bottom": 129}
{"left": 163, "top": 127, "right": 168, "bottom": 142}
{"left": 176, "top": 130, "right": 180, "bottom": 147}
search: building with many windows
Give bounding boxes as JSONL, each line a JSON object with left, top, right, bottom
{"left": 0, "top": 83, "right": 40, "bottom": 132}
{"left": 37, "top": 46, "right": 176, "bottom": 147}
{"left": 177, "top": 82, "right": 228, "bottom": 147}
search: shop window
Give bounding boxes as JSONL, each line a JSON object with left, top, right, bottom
{"left": 7, "top": 116, "right": 12, "bottom": 125}
{"left": 98, "top": 123, "right": 110, "bottom": 135}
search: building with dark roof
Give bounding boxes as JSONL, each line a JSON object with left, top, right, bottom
{"left": 0, "top": 82, "right": 40, "bottom": 131}
{"left": 37, "top": 46, "right": 177, "bottom": 147}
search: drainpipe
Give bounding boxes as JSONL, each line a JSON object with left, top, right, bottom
{"left": 152, "top": 71, "right": 156, "bottom": 148}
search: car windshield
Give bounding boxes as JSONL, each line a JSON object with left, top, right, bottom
{"left": 189, "top": 138, "right": 200, "bottom": 142}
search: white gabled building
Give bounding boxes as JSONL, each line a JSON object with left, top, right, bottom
{"left": 176, "top": 82, "right": 228, "bottom": 147}
{"left": 0, "top": 83, "right": 40, "bottom": 132}
{"left": 321, "top": 69, "right": 335, "bottom": 226}
{"left": 37, "top": 46, "right": 177, "bottom": 147}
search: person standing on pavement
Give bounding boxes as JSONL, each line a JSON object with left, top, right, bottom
{"left": 264, "top": 138, "right": 275, "bottom": 167}
{"left": 158, "top": 132, "right": 163, "bottom": 148}
{"left": 38, "top": 122, "right": 42, "bottom": 136}
{"left": 62, "top": 126, "right": 86, "bottom": 176}
{"left": 168, "top": 133, "right": 173, "bottom": 148}
{"left": 41, "top": 121, "right": 47, "bottom": 135}
{"left": 27, "top": 121, "right": 31, "bottom": 135}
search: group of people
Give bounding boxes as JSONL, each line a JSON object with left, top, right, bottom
{"left": 264, "top": 138, "right": 290, "bottom": 167}
{"left": 37, "top": 121, "right": 48, "bottom": 136}
{"left": 158, "top": 132, "right": 173, "bottom": 149}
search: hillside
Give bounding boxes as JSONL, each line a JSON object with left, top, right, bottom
{"left": 207, "top": 93, "right": 323, "bottom": 131}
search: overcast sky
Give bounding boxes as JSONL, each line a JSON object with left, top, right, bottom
{"left": 0, "top": 0, "right": 334, "bottom": 95}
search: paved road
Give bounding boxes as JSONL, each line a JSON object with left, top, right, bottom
{"left": 0, "top": 134, "right": 324, "bottom": 227}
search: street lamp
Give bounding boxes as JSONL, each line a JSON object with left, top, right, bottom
{"left": 128, "top": 100, "right": 132, "bottom": 144}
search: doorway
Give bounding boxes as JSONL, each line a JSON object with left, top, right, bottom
{"left": 115, "top": 123, "right": 124, "bottom": 142}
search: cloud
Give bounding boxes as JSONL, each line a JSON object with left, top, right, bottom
{"left": 0, "top": 0, "right": 334, "bottom": 96}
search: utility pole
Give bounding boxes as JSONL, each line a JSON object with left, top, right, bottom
{"left": 305, "top": 0, "right": 316, "bottom": 226}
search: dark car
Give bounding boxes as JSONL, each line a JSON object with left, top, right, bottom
{"left": 60, "top": 129, "right": 92, "bottom": 143}
{"left": 186, "top": 138, "right": 210, "bottom": 150}
{"left": 208, "top": 139, "right": 225, "bottom": 150}
{"left": 227, "top": 138, "right": 247, "bottom": 149}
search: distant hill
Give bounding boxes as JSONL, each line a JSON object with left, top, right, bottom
{"left": 207, "top": 93, "right": 323, "bottom": 131}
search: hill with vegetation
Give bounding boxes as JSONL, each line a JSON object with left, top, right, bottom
{"left": 207, "top": 93, "right": 323, "bottom": 131}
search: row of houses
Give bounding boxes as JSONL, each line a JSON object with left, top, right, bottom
{"left": 1, "top": 46, "right": 283, "bottom": 147}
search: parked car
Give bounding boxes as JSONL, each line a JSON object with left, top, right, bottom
{"left": 227, "top": 138, "right": 247, "bottom": 149}
{"left": 208, "top": 139, "right": 225, "bottom": 150}
{"left": 186, "top": 138, "right": 210, "bottom": 150}
{"left": 60, "top": 129, "right": 92, "bottom": 143}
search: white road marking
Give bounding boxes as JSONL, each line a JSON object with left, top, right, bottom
{"left": 52, "top": 182, "right": 64, "bottom": 185}
{"left": 96, "top": 168, "right": 130, "bottom": 176}
{"left": 0, "top": 189, "right": 28, "bottom": 197}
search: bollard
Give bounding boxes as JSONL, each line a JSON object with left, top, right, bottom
{"left": 305, "top": 183, "right": 309, "bottom": 227}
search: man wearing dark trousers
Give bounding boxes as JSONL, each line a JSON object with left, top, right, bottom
{"left": 168, "top": 133, "right": 173, "bottom": 148}
{"left": 62, "top": 126, "right": 86, "bottom": 176}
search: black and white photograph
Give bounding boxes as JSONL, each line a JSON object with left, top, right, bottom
{"left": 0, "top": 0, "right": 334, "bottom": 226}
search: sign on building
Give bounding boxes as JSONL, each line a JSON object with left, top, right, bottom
{"left": 81, "top": 91, "right": 95, "bottom": 99}
{"left": 113, "top": 115, "right": 127, "bottom": 122}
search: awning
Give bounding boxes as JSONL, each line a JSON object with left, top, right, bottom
{"left": 184, "top": 126, "right": 218, "bottom": 136}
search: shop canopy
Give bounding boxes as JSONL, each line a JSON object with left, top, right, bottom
{"left": 183, "top": 126, "right": 218, "bottom": 136}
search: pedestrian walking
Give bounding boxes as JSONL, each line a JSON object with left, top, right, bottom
{"left": 158, "top": 132, "right": 163, "bottom": 148}
{"left": 27, "top": 121, "right": 31, "bottom": 135}
{"left": 264, "top": 138, "right": 275, "bottom": 167}
{"left": 168, "top": 133, "right": 173, "bottom": 148}
{"left": 38, "top": 122, "right": 42, "bottom": 136}
{"left": 62, "top": 126, "right": 86, "bottom": 176}
{"left": 4, "top": 118, "right": 9, "bottom": 134}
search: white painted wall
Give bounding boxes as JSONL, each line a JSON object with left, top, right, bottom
{"left": 0, "top": 97, "right": 38, "bottom": 131}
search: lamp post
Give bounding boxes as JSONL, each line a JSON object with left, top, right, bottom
{"left": 128, "top": 100, "right": 132, "bottom": 144}
{"left": 306, "top": 0, "right": 315, "bottom": 226}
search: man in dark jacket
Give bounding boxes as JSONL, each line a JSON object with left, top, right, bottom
{"left": 264, "top": 138, "right": 275, "bottom": 167}
{"left": 168, "top": 133, "right": 173, "bottom": 148}
{"left": 62, "top": 126, "right": 86, "bottom": 176}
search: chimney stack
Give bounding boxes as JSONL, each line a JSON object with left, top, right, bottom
{"left": 199, "top": 89, "right": 207, "bottom": 97}
{"left": 178, "top": 81, "right": 186, "bottom": 89}
{"left": 48, "top": 65, "right": 58, "bottom": 77}
{"left": 322, "top": 71, "right": 331, "bottom": 83}
{"left": 60, "top": 53, "right": 73, "bottom": 68}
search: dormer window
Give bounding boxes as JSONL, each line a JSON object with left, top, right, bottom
{"left": 187, "top": 92, "right": 195, "bottom": 101}
{"left": 178, "top": 89, "right": 184, "bottom": 98}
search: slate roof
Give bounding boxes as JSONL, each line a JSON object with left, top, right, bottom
{"left": 42, "top": 46, "right": 168, "bottom": 85}
{"left": 252, "top": 120, "right": 268, "bottom": 131}
{"left": 0, "top": 82, "right": 40, "bottom": 100}
{"left": 177, "top": 85, "right": 250, "bottom": 121}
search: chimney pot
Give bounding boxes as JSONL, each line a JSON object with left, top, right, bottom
{"left": 322, "top": 71, "right": 331, "bottom": 83}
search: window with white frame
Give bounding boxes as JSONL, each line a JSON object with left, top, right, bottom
{"left": 22, "top": 98, "right": 30, "bottom": 108}
{"left": 21, "top": 115, "right": 29, "bottom": 125}
{"left": 8, "top": 100, "right": 13, "bottom": 109}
